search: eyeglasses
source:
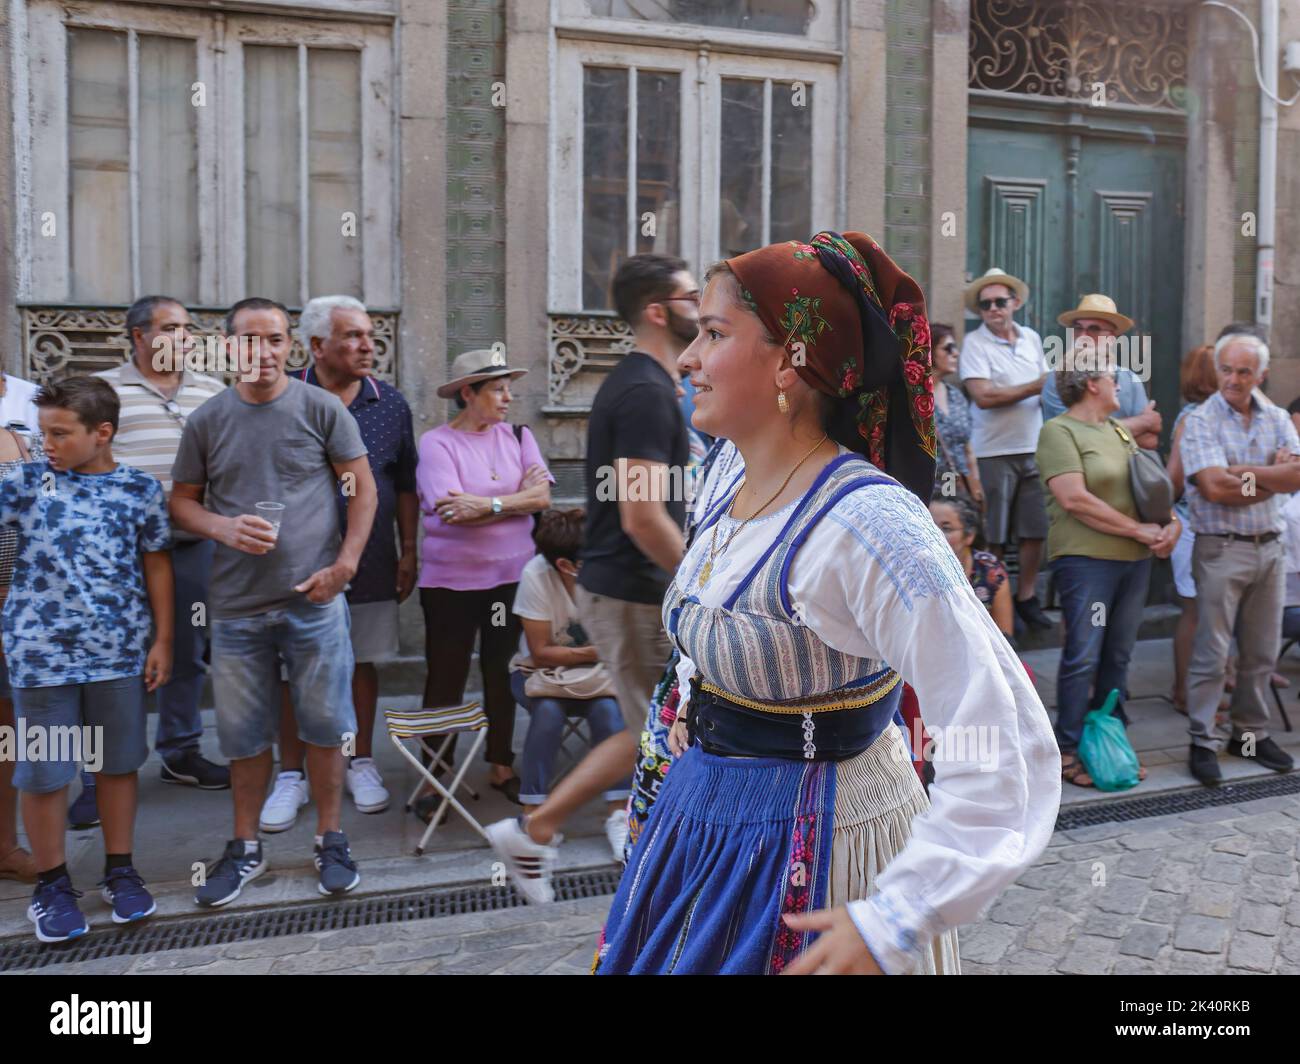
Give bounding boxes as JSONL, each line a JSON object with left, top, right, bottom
{"left": 659, "top": 295, "right": 700, "bottom": 306}
{"left": 1076, "top": 323, "right": 1113, "bottom": 336}
{"left": 161, "top": 399, "right": 187, "bottom": 425}
{"left": 941, "top": 342, "right": 958, "bottom": 354}
{"left": 978, "top": 297, "right": 1013, "bottom": 311}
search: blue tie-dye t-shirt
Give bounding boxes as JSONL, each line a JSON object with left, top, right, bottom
{"left": 0, "top": 461, "right": 171, "bottom": 688}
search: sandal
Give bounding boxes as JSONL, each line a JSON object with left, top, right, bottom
{"left": 0, "top": 845, "right": 37, "bottom": 882}
{"left": 1061, "top": 754, "right": 1094, "bottom": 788}
{"left": 490, "top": 777, "right": 522, "bottom": 805}
{"left": 413, "top": 793, "right": 450, "bottom": 827}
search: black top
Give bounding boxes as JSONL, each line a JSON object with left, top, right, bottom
{"left": 579, "top": 351, "right": 688, "bottom": 605}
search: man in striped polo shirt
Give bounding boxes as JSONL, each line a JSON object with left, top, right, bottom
{"left": 97, "top": 296, "right": 230, "bottom": 791}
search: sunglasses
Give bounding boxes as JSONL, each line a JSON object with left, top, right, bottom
{"left": 978, "top": 297, "right": 1013, "bottom": 311}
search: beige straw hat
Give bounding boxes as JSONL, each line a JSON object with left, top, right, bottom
{"left": 437, "top": 349, "right": 529, "bottom": 399}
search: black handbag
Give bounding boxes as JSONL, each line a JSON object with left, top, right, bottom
{"left": 1111, "top": 420, "right": 1173, "bottom": 525}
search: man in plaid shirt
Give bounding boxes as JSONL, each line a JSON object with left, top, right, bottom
{"left": 1180, "top": 333, "right": 1300, "bottom": 786}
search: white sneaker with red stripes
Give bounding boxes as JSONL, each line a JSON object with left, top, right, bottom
{"left": 486, "top": 817, "right": 559, "bottom": 905}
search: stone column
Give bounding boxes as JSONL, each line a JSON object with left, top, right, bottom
{"left": 503, "top": 0, "right": 552, "bottom": 448}
{"left": 399, "top": 0, "right": 448, "bottom": 436}
{"left": 1182, "top": 4, "right": 1250, "bottom": 357}
{"left": 844, "top": 0, "right": 888, "bottom": 239}
{"left": 929, "top": 0, "right": 969, "bottom": 332}
{"left": 1272, "top": 0, "right": 1300, "bottom": 400}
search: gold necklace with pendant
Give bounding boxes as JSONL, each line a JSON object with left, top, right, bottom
{"left": 698, "top": 434, "right": 828, "bottom": 587}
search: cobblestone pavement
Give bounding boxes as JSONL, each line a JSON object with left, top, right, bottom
{"left": 12, "top": 795, "right": 1300, "bottom": 975}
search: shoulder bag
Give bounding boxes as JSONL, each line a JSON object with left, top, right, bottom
{"left": 1110, "top": 420, "right": 1173, "bottom": 525}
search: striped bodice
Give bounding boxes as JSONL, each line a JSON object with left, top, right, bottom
{"left": 664, "top": 454, "right": 899, "bottom": 705}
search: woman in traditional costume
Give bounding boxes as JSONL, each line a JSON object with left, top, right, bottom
{"left": 594, "top": 232, "right": 1061, "bottom": 975}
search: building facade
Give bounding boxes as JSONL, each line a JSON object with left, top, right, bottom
{"left": 3, "top": 0, "right": 1298, "bottom": 498}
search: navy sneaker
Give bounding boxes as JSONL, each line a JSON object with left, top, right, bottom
{"left": 68, "top": 773, "right": 100, "bottom": 830}
{"left": 160, "top": 749, "right": 231, "bottom": 790}
{"left": 314, "top": 831, "right": 360, "bottom": 896}
{"left": 99, "top": 866, "right": 156, "bottom": 924}
{"left": 28, "top": 875, "right": 89, "bottom": 943}
{"left": 194, "top": 840, "right": 266, "bottom": 908}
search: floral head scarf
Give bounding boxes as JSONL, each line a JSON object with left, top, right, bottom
{"left": 725, "top": 231, "right": 936, "bottom": 501}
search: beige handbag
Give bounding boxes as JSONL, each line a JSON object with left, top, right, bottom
{"left": 523, "top": 663, "right": 617, "bottom": 701}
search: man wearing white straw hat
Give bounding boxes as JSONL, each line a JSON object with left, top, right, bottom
{"left": 1041, "top": 294, "right": 1162, "bottom": 450}
{"left": 959, "top": 268, "right": 1052, "bottom": 630}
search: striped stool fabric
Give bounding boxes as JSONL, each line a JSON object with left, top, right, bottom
{"left": 386, "top": 701, "right": 490, "bottom": 854}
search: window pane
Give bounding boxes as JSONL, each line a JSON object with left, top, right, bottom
{"left": 718, "top": 79, "right": 763, "bottom": 258}
{"left": 244, "top": 45, "right": 301, "bottom": 304}
{"left": 769, "top": 80, "right": 812, "bottom": 244}
{"left": 586, "top": 0, "right": 812, "bottom": 35}
{"left": 582, "top": 66, "right": 628, "bottom": 310}
{"left": 636, "top": 71, "right": 680, "bottom": 257}
{"left": 138, "top": 35, "right": 199, "bottom": 302}
{"left": 308, "top": 49, "right": 363, "bottom": 299}
{"left": 68, "top": 29, "right": 130, "bottom": 303}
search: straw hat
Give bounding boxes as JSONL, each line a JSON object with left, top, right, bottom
{"left": 436, "top": 349, "right": 529, "bottom": 399}
{"left": 963, "top": 268, "right": 1029, "bottom": 312}
{"left": 1056, "top": 293, "right": 1135, "bottom": 334}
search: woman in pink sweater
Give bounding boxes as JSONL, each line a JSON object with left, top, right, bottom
{"left": 417, "top": 350, "right": 552, "bottom": 812}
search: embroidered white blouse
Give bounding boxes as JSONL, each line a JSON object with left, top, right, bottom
{"left": 672, "top": 446, "right": 1061, "bottom": 975}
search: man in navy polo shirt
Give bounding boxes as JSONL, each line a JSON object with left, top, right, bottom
{"left": 260, "top": 296, "right": 418, "bottom": 828}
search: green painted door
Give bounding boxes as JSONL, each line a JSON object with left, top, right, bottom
{"left": 967, "top": 99, "right": 1186, "bottom": 429}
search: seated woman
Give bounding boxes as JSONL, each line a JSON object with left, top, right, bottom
{"left": 509, "top": 509, "right": 631, "bottom": 862}
{"left": 929, "top": 492, "right": 1013, "bottom": 637}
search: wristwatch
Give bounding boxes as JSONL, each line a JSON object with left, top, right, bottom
{"left": 491, "top": 496, "right": 503, "bottom": 515}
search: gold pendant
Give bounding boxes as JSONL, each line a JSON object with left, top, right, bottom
{"left": 699, "top": 559, "right": 713, "bottom": 586}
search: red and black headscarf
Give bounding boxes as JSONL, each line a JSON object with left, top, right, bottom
{"left": 726, "top": 231, "right": 936, "bottom": 501}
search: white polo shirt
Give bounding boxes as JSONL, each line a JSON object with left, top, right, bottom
{"left": 959, "top": 322, "right": 1047, "bottom": 458}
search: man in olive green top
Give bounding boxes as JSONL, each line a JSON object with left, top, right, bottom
{"left": 1036, "top": 365, "right": 1180, "bottom": 787}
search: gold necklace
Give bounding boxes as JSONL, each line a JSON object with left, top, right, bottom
{"left": 698, "top": 435, "right": 829, "bottom": 587}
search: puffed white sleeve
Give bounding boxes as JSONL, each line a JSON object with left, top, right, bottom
{"left": 791, "top": 485, "right": 1061, "bottom": 975}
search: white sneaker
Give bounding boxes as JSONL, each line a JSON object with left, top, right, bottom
{"left": 346, "top": 758, "right": 390, "bottom": 814}
{"left": 485, "top": 818, "right": 558, "bottom": 904}
{"left": 259, "top": 771, "right": 309, "bottom": 833}
{"left": 604, "top": 809, "right": 629, "bottom": 863}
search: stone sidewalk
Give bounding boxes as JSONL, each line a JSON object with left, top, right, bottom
{"left": 15, "top": 793, "right": 1300, "bottom": 976}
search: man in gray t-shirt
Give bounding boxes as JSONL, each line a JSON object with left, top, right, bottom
{"left": 170, "top": 298, "right": 377, "bottom": 908}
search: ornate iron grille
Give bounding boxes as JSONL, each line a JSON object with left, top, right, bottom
{"left": 20, "top": 306, "right": 398, "bottom": 385}
{"left": 969, "top": 0, "right": 1189, "bottom": 110}
{"left": 546, "top": 312, "right": 635, "bottom": 410}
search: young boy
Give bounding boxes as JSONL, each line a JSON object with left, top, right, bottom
{"left": 0, "top": 376, "right": 173, "bottom": 941}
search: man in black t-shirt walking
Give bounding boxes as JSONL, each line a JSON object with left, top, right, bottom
{"left": 487, "top": 255, "right": 697, "bottom": 898}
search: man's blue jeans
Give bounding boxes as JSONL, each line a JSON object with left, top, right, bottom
{"left": 509, "top": 671, "right": 631, "bottom": 806}
{"left": 154, "top": 539, "right": 214, "bottom": 760}
{"left": 1052, "top": 554, "right": 1152, "bottom": 754}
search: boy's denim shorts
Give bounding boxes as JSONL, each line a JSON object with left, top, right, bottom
{"left": 11, "top": 676, "right": 149, "bottom": 794}
{"left": 210, "top": 596, "right": 357, "bottom": 761}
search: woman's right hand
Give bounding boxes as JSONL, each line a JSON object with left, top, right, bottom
{"left": 668, "top": 718, "right": 690, "bottom": 758}
{"left": 1132, "top": 523, "right": 1162, "bottom": 546}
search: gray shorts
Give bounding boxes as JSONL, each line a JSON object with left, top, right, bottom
{"left": 12, "top": 676, "right": 149, "bottom": 793}
{"left": 978, "top": 453, "right": 1049, "bottom": 546}
{"left": 349, "top": 599, "right": 400, "bottom": 664}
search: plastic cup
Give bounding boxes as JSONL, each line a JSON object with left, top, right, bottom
{"left": 255, "top": 501, "right": 285, "bottom": 540}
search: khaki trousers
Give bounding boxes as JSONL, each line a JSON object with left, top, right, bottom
{"left": 1186, "top": 536, "right": 1285, "bottom": 751}
{"left": 575, "top": 586, "right": 673, "bottom": 732}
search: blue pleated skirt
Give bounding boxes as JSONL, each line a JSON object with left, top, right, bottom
{"left": 595, "top": 725, "right": 960, "bottom": 975}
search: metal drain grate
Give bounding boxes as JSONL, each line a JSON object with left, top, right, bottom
{"left": 1055, "top": 771, "right": 1300, "bottom": 830}
{"left": 0, "top": 866, "right": 622, "bottom": 972}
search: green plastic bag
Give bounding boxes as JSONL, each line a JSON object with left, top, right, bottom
{"left": 1078, "top": 689, "right": 1141, "bottom": 792}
